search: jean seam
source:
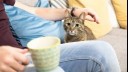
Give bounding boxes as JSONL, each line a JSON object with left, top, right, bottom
{"left": 60, "top": 56, "right": 105, "bottom": 72}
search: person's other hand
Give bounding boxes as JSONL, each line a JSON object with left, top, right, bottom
{"left": 0, "top": 46, "right": 29, "bottom": 72}
{"left": 74, "top": 8, "right": 99, "bottom": 24}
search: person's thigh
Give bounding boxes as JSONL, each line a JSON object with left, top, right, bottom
{"left": 59, "top": 41, "right": 121, "bottom": 72}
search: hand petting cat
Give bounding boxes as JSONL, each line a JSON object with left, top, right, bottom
{"left": 72, "top": 8, "right": 100, "bottom": 24}
{"left": 32, "top": 7, "right": 99, "bottom": 23}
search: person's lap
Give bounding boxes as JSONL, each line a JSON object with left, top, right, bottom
{"left": 25, "top": 41, "right": 121, "bottom": 72}
{"left": 59, "top": 41, "right": 121, "bottom": 72}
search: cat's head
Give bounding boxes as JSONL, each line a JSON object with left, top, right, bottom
{"left": 64, "top": 10, "right": 87, "bottom": 36}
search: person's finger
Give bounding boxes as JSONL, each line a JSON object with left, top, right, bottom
{"left": 92, "top": 14, "right": 99, "bottom": 24}
{"left": 20, "top": 49, "right": 28, "bottom": 54}
{"left": 84, "top": 8, "right": 99, "bottom": 23}
{"left": 12, "top": 47, "right": 28, "bottom": 54}
{"left": 2, "top": 56, "right": 25, "bottom": 71}
{"left": 85, "top": 15, "right": 95, "bottom": 22}
{"left": 14, "top": 52, "right": 29, "bottom": 65}
{"left": 88, "top": 11, "right": 99, "bottom": 24}
{"left": 7, "top": 58, "right": 25, "bottom": 71}
{"left": 0, "top": 64, "right": 17, "bottom": 72}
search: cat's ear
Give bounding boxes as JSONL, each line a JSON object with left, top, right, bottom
{"left": 65, "top": 9, "right": 72, "bottom": 18}
{"left": 79, "top": 12, "right": 87, "bottom": 20}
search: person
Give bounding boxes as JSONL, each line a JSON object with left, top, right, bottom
{"left": 0, "top": 0, "right": 27, "bottom": 71}
{"left": 0, "top": 0, "right": 22, "bottom": 48}
{"left": 0, "top": 0, "right": 121, "bottom": 72}
{"left": 4, "top": 0, "right": 99, "bottom": 47}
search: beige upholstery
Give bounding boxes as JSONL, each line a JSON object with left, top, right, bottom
{"left": 99, "top": 28, "right": 127, "bottom": 72}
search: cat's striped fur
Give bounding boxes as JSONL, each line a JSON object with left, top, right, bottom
{"left": 64, "top": 10, "right": 96, "bottom": 43}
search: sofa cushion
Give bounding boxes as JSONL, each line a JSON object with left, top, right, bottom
{"left": 111, "top": 0, "right": 127, "bottom": 29}
{"left": 107, "top": 0, "right": 119, "bottom": 28}
{"left": 68, "top": 0, "right": 112, "bottom": 38}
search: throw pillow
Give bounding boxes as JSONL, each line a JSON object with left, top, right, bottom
{"left": 111, "top": 0, "right": 127, "bottom": 29}
{"left": 68, "top": 0, "right": 112, "bottom": 38}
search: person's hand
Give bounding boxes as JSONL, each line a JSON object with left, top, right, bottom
{"left": 74, "top": 8, "right": 99, "bottom": 24}
{"left": 0, "top": 46, "right": 29, "bottom": 72}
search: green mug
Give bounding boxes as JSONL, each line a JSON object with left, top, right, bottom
{"left": 27, "top": 36, "right": 61, "bottom": 72}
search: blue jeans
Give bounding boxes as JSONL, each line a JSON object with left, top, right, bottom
{"left": 25, "top": 41, "right": 121, "bottom": 72}
{"left": 60, "top": 41, "right": 121, "bottom": 72}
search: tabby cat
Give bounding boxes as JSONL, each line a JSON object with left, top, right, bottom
{"left": 64, "top": 10, "right": 96, "bottom": 43}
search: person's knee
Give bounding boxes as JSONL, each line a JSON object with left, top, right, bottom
{"left": 60, "top": 40, "right": 115, "bottom": 59}
{"left": 60, "top": 41, "right": 120, "bottom": 72}
{"left": 87, "top": 41, "right": 120, "bottom": 72}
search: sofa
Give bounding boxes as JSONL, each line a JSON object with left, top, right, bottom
{"left": 13, "top": 0, "right": 127, "bottom": 72}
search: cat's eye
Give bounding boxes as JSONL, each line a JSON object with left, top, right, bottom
{"left": 75, "top": 24, "right": 79, "bottom": 27}
{"left": 66, "top": 23, "right": 71, "bottom": 26}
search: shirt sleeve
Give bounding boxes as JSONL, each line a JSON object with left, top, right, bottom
{"left": 3, "top": 0, "right": 15, "bottom": 5}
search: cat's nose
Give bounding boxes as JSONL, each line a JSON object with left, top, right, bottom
{"left": 69, "top": 31, "right": 76, "bottom": 35}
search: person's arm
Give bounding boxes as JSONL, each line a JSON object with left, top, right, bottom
{"left": 35, "top": 8, "right": 99, "bottom": 24}
{"left": 14, "top": 1, "right": 99, "bottom": 23}
{"left": 14, "top": 1, "right": 67, "bottom": 21}
{"left": 0, "top": 46, "right": 29, "bottom": 72}
{"left": 35, "top": 8, "right": 69, "bottom": 21}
